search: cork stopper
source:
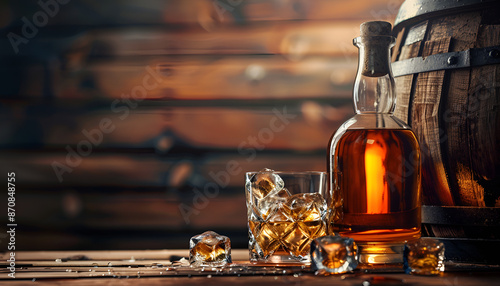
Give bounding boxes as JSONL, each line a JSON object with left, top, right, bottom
{"left": 360, "top": 21, "right": 392, "bottom": 37}
{"left": 357, "top": 21, "right": 393, "bottom": 77}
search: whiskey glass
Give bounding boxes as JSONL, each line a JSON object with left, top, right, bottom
{"left": 245, "top": 171, "right": 331, "bottom": 263}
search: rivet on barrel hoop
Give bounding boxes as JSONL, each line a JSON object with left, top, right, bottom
{"left": 447, "top": 56, "right": 458, "bottom": 65}
{"left": 489, "top": 49, "right": 499, "bottom": 59}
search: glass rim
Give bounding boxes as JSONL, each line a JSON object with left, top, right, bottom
{"left": 245, "top": 171, "right": 326, "bottom": 175}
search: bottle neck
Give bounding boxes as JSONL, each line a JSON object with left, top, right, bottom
{"left": 353, "top": 36, "right": 396, "bottom": 114}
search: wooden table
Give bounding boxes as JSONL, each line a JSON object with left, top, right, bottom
{"left": 1, "top": 250, "right": 499, "bottom": 285}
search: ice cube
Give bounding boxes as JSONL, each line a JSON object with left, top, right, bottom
{"left": 189, "top": 231, "right": 231, "bottom": 267}
{"left": 404, "top": 238, "right": 445, "bottom": 275}
{"left": 258, "top": 195, "right": 288, "bottom": 220}
{"left": 256, "top": 184, "right": 291, "bottom": 220}
{"left": 310, "top": 235, "right": 359, "bottom": 274}
{"left": 246, "top": 168, "right": 284, "bottom": 200}
{"left": 287, "top": 193, "right": 327, "bottom": 221}
{"left": 275, "top": 187, "right": 291, "bottom": 198}
{"left": 267, "top": 199, "right": 293, "bottom": 223}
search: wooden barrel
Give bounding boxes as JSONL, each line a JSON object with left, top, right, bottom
{"left": 391, "top": 0, "right": 500, "bottom": 241}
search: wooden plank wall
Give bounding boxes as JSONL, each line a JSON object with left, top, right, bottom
{"left": 0, "top": 0, "right": 403, "bottom": 250}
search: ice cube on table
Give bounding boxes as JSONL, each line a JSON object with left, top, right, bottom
{"left": 404, "top": 238, "right": 445, "bottom": 275}
{"left": 310, "top": 235, "right": 359, "bottom": 274}
{"left": 189, "top": 231, "right": 231, "bottom": 267}
{"left": 246, "top": 168, "right": 284, "bottom": 200}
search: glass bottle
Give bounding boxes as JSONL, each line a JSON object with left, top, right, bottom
{"left": 327, "top": 21, "right": 421, "bottom": 266}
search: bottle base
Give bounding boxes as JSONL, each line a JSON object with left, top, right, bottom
{"left": 356, "top": 242, "right": 405, "bottom": 268}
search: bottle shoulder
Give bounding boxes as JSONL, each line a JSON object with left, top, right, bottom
{"left": 342, "top": 114, "right": 411, "bottom": 130}
{"left": 328, "top": 114, "right": 417, "bottom": 150}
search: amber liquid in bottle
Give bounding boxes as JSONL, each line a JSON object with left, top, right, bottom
{"left": 328, "top": 21, "right": 421, "bottom": 266}
{"left": 332, "top": 129, "right": 420, "bottom": 242}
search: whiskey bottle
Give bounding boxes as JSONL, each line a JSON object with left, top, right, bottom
{"left": 327, "top": 21, "right": 421, "bottom": 266}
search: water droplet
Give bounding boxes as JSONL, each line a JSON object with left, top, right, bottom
{"left": 293, "top": 273, "right": 299, "bottom": 278}
{"left": 207, "top": 275, "right": 212, "bottom": 278}
{"left": 178, "top": 257, "right": 189, "bottom": 266}
{"left": 55, "top": 258, "right": 62, "bottom": 263}
{"left": 107, "top": 262, "right": 112, "bottom": 267}
{"left": 274, "top": 276, "right": 278, "bottom": 280}
{"left": 32, "top": 278, "right": 36, "bottom": 282}
{"left": 160, "top": 272, "right": 163, "bottom": 275}
{"left": 129, "top": 256, "right": 136, "bottom": 262}
{"left": 92, "top": 263, "right": 98, "bottom": 267}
